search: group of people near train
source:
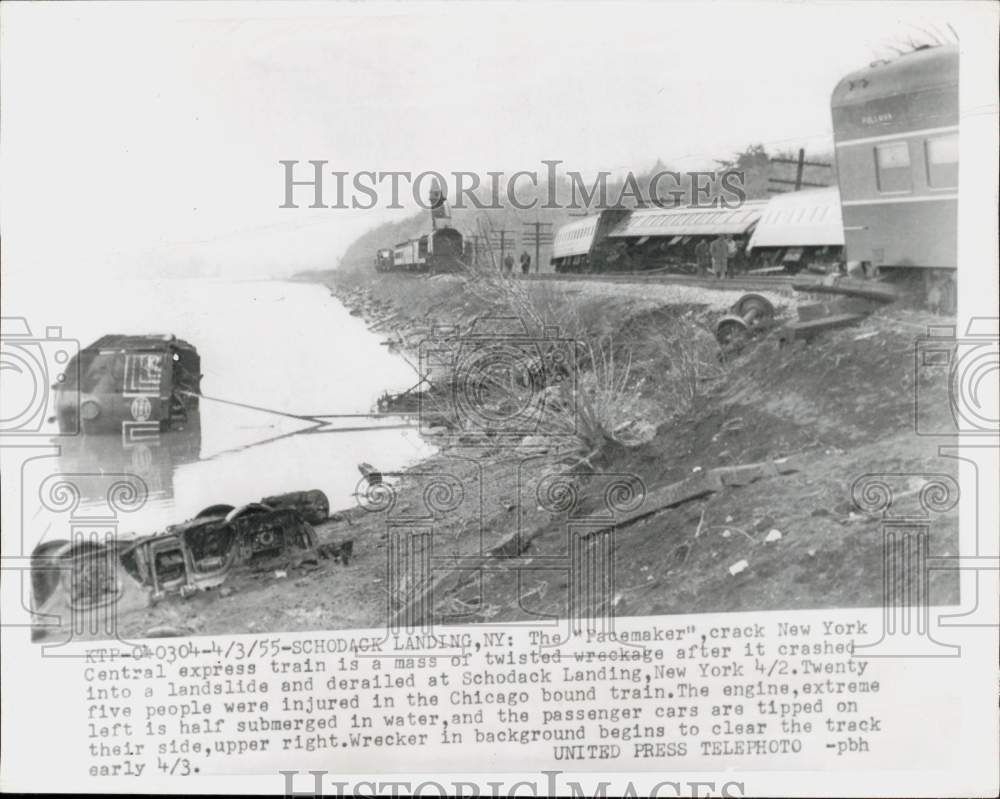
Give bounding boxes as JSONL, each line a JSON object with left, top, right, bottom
{"left": 502, "top": 250, "right": 532, "bottom": 274}
{"left": 694, "top": 234, "right": 745, "bottom": 279}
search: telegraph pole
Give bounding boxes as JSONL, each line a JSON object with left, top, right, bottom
{"left": 465, "top": 232, "right": 477, "bottom": 267}
{"left": 490, "top": 229, "right": 515, "bottom": 271}
{"left": 768, "top": 148, "right": 832, "bottom": 193}
{"left": 522, "top": 220, "right": 554, "bottom": 274}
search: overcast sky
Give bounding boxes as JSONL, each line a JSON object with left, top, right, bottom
{"left": 0, "top": 1, "right": 992, "bottom": 284}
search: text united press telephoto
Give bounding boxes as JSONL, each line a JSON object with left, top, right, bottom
{"left": 0, "top": 2, "right": 997, "bottom": 797}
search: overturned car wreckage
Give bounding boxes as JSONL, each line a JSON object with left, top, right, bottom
{"left": 31, "top": 489, "right": 349, "bottom": 635}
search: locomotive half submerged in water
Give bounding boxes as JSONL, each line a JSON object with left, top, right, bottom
{"left": 53, "top": 334, "right": 201, "bottom": 435}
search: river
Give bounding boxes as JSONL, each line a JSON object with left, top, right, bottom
{"left": 1, "top": 276, "right": 433, "bottom": 544}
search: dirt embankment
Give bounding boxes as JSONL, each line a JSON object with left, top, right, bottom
{"left": 115, "top": 273, "right": 958, "bottom": 637}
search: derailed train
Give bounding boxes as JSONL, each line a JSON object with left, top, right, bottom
{"left": 550, "top": 44, "right": 958, "bottom": 302}
{"left": 367, "top": 46, "right": 958, "bottom": 308}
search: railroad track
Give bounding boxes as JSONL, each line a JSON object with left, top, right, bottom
{"left": 517, "top": 270, "right": 797, "bottom": 293}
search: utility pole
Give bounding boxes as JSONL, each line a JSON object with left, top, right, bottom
{"left": 467, "top": 232, "right": 481, "bottom": 267}
{"left": 768, "top": 148, "right": 832, "bottom": 193}
{"left": 522, "top": 220, "right": 553, "bottom": 274}
{"left": 491, "top": 229, "right": 515, "bottom": 271}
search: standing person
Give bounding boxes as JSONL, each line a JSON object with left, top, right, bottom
{"left": 694, "top": 238, "right": 710, "bottom": 276}
{"left": 503, "top": 252, "right": 515, "bottom": 274}
{"left": 727, "top": 236, "right": 738, "bottom": 275}
{"left": 710, "top": 234, "right": 729, "bottom": 279}
{"left": 732, "top": 239, "right": 747, "bottom": 276}
{"left": 520, "top": 250, "right": 531, "bottom": 274}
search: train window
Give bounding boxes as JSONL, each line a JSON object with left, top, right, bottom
{"left": 925, "top": 134, "right": 958, "bottom": 188}
{"left": 874, "top": 142, "right": 911, "bottom": 193}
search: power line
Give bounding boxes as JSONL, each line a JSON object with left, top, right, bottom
{"left": 522, "top": 220, "right": 553, "bottom": 274}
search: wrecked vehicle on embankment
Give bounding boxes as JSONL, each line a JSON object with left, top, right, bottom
{"left": 29, "top": 489, "right": 351, "bottom": 638}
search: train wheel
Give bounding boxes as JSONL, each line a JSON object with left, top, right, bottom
{"left": 715, "top": 316, "right": 749, "bottom": 346}
{"left": 732, "top": 294, "right": 775, "bottom": 331}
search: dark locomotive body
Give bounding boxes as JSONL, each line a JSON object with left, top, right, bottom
{"left": 54, "top": 334, "right": 201, "bottom": 435}
{"left": 388, "top": 227, "right": 464, "bottom": 273}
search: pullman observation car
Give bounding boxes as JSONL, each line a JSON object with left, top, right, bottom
{"left": 831, "top": 44, "right": 958, "bottom": 306}
{"left": 388, "top": 227, "right": 464, "bottom": 273}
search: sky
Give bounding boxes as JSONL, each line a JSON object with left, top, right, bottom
{"left": 0, "top": 0, "right": 993, "bottom": 285}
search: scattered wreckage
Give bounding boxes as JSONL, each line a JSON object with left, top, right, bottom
{"left": 30, "top": 489, "right": 352, "bottom": 630}
{"left": 714, "top": 293, "right": 777, "bottom": 346}
{"left": 715, "top": 276, "right": 901, "bottom": 351}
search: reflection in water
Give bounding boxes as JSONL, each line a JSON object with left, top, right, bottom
{"left": 10, "top": 278, "right": 434, "bottom": 543}
{"left": 55, "top": 418, "right": 202, "bottom": 510}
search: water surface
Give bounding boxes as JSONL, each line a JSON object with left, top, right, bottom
{"left": 3, "top": 277, "right": 432, "bottom": 543}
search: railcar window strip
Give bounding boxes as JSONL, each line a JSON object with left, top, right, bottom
{"left": 840, "top": 194, "right": 957, "bottom": 206}
{"left": 835, "top": 124, "right": 959, "bottom": 148}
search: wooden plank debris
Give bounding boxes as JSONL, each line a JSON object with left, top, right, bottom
{"left": 391, "top": 456, "right": 802, "bottom": 627}
{"left": 779, "top": 313, "right": 870, "bottom": 343}
{"left": 792, "top": 275, "right": 900, "bottom": 303}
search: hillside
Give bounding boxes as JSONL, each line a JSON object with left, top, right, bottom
{"left": 93, "top": 273, "right": 956, "bottom": 638}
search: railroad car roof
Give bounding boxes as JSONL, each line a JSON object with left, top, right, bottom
{"left": 747, "top": 187, "right": 844, "bottom": 250}
{"left": 831, "top": 44, "right": 959, "bottom": 108}
{"left": 607, "top": 201, "right": 768, "bottom": 239}
{"left": 552, "top": 215, "right": 601, "bottom": 259}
